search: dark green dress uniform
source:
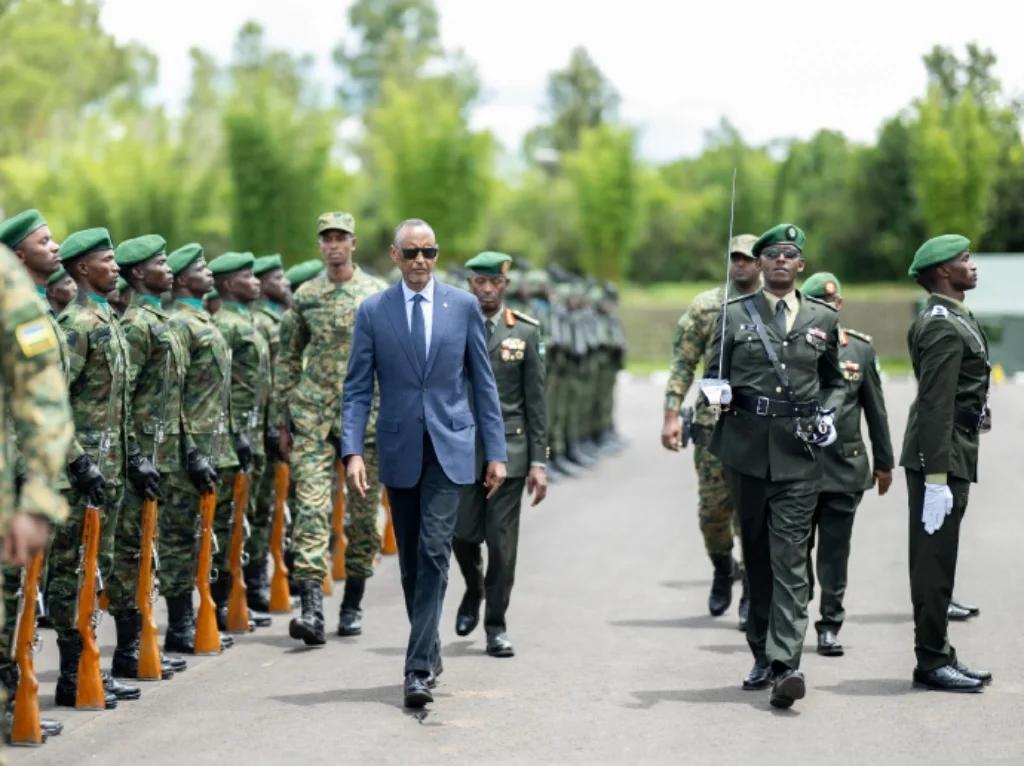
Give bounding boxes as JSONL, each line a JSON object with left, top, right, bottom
{"left": 708, "top": 284, "right": 844, "bottom": 674}
{"left": 809, "top": 325, "right": 893, "bottom": 635}
{"left": 900, "top": 291, "right": 989, "bottom": 672}
{"left": 453, "top": 290, "right": 547, "bottom": 640}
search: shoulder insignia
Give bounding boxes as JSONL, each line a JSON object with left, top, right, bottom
{"left": 929, "top": 305, "right": 949, "bottom": 318}
{"left": 15, "top": 318, "right": 58, "bottom": 358}
{"left": 510, "top": 309, "right": 539, "bottom": 327}
{"left": 845, "top": 328, "right": 873, "bottom": 344}
{"left": 805, "top": 295, "right": 838, "bottom": 312}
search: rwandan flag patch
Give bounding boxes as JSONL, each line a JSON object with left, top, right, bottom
{"left": 15, "top": 318, "right": 58, "bottom": 358}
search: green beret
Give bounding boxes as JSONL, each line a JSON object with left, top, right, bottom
{"left": 284, "top": 259, "right": 324, "bottom": 289}
{"left": 753, "top": 223, "right": 806, "bottom": 257}
{"left": 0, "top": 209, "right": 46, "bottom": 248}
{"left": 46, "top": 266, "right": 68, "bottom": 286}
{"left": 168, "top": 243, "right": 204, "bottom": 275}
{"left": 208, "top": 251, "right": 255, "bottom": 275}
{"left": 60, "top": 227, "right": 114, "bottom": 263}
{"left": 116, "top": 277, "right": 129, "bottom": 292}
{"left": 802, "top": 272, "right": 842, "bottom": 299}
{"left": 253, "top": 254, "right": 284, "bottom": 276}
{"left": 317, "top": 211, "right": 355, "bottom": 235}
{"left": 908, "top": 234, "right": 970, "bottom": 278}
{"left": 464, "top": 251, "right": 512, "bottom": 276}
{"left": 115, "top": 234, "right": 166, "bottom": 267}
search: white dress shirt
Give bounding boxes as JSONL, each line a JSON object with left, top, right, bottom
{"left": 401, "top": 277, "right": 434, "bottom": 355}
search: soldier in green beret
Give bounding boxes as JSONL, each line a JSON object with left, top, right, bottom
{"left": 275, "top": 212, "right": 386, "bottom": 644}
{"left": 111, "top": 234, "right": 190, "bottom": 679}
{"left": 51, "top": 228, "right": 145, "bottom": 707}
{"left": 162, "top": 244, "right": 233, "bottom": 653}
{"left": 706, "top": 223, "right": 845, "bottom": 708}
{"left": 900, "top": 235, "right": 991, "bottom": 693}
{"left": 207, "top": 252, "right": 272, "bottom": 631}
{"left": 46, "top": 266, "right": 77, "bottom": 314}
{"left": 452, "top": 252, "right": 547, "bottom": 657}
{"left": 799, "top": 272, "right": 894, "bottom": 658}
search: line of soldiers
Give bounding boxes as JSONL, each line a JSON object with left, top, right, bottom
{"left": 664, "top": 223, "right": 992, "bottom": 709}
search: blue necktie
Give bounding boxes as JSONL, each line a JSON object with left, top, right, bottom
{"left": 411, "top": 293, "right": 427, "bottom": 368}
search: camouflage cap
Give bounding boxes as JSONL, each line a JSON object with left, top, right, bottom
{"left": 753, "top": 224, "right": 806, "bottom": 257}
{"left": 253, "top": 254, "right": 284, "bottom": 276}
{"left": 317, "top": 211, "right": 355, "bottom": 235}
{"left": 60, "top": 227, "right": 114, "bottom": 263}
{"left": 0, "top": 209, "right": 47, "bottom": 248}
{"left": 115, "top": 234, "right": 166, "bottom": 267}
{"left": 908, "top": 234, "right": 970, "bottom": 278}
{"left": 283, "top": 259, "right": 325, "bottom": 289}
{"left": 464, "top": 251, "right": 512, "bottom": 276}
{"left": 168, "top": 243, "right": 204, "bottom": 275}
{"left": 208, "top": 251, "right": 255, "bottom": 275}
{"left": 46, "top": 265, "right": 68, "bottom": 286}
{"left": 802, "top": 271, "right": 842, "bottom": 299}
{"left": 729, "top": 233, "right": 758, "bottom": 259}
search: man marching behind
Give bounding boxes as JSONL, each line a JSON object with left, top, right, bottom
{"left": 901, "top": 236, "right": 991, "bottom": 693}
{"left": 707, "top": 224, "right": 844, "bottom": 709}
{"left": 453, "top": 253, "right": 548, "bottom": 658}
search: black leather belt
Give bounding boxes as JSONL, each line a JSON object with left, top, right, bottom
{"left": 954, "top": 406, "right": 985, "bottom": 433}
{"left": 732, "top": 392, "right": 818, "bottom": 418}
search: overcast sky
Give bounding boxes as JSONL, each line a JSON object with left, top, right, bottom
{"left": 101, "top": 0, "right": 1021, "bottom": 161}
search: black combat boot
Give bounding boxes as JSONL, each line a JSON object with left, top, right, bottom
{"left": 288, "top": 580, "right": 326, "bottom": 646}
{"left": 111, "top": 611, "right": 171, "bottom": 680}
{"left": 337, "top": 577, "right": 366, "bottom": 637}
{"left": 0, "top": 663, "right": 64, "bottom": 737}
{"left": 164, "top": 593, "right": 197, "bottom": 654}
{"left": 708, "top": 554, "right": 738, "bottom": 617}
{"left": 54, "top": 636, "right": 117, "bottom": 709}
{"left": 245, "top": 560, "right": 271, "bottom": 614}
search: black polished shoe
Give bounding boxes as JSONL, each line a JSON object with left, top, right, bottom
{"left": 486, "top": 632, "right": 515, "bottom": 658}
{"left": 102, "top": 672, "right": 141, "bottom": 701}
{"left": 250, "top": 612, "right": 272, "bottom": 628}
{"left": 162, "top": 653, "right": 187, "bottom": 674}
{"left": 427, "top": 655, "right": 444, "bottom": 689}
{"left": 947, "top": 603, "right": 973, "bottom": 621}
{"left": 912, "top": 665, "right": 983, "bottom": 693}
{"left": 950, "top": 598, "right": 980, "bottom": 617}
{"left": 769, "top": 669, "right": 806, "bottom": 709}
{"left": 337, "top": 608, "right": 363, "bottom": 637}
{"left": 742, "top": 663, "right": 773, "bottom": 690}
{"left": 953, "top": 661, "right": 992, "bottom": 685}
{"left": 403, "top": 673, "right": 433, "bottom": 708}
{"left": 455, "top": 594, "right": 480, "bottom": 637}
{"left": 816, "top": 630, "right": 844, "bottom": 657}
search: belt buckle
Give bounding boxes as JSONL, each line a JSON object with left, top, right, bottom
{"left": 755, "top": 396, "right": 770, "bottom": 416}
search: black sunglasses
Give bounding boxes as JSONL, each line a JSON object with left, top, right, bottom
{"left": 400, "top": 246, "right": 439, "bottom": 260}
{"left": 760, "top": 248, "right": 801, "bottom": 261}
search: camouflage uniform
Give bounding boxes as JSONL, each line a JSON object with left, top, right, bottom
{"left": 212, "top": 302, "right": 270, "bottom": 595}
{"left": 249, "top": 300, "right": 284, "bottom": 572}
{"left": 52, "top": 292, "right": 132, "bottom": 642}
{"left": 163, "top": 299, "right": 236, "bottom": 599}
{"left": 116, "top": 293, "right": 189, "bottom": 615}
{"left": 665, "top": 286, "right": 738, "bottom": 556}
{"left": 275, "top": 268, "right": 385, "bottom": 582}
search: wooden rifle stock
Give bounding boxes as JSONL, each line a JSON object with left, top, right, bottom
{"left": 381, "top": 491, "right": 398, "bottom": 555}
{"left": 75, "top": 506, "right": 105, "bottom": 709}
{"left": 268, "top": 462, "right": 291, "bottom": 613}
{"left": 225, "top": 471, "right": 250, "bottom": 632}
{"left": 330, "top": 458, "right": 347, "bottom": 581}
{"left": 10, "top": 552, "right": 43, "bottom": 745}
{"left": 135, "top": 498, "right": 162, "bottom": 680}
{"left": 193, "top": 490, "right": 221, "bottom": 654}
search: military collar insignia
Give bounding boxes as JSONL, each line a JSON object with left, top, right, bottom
{"left": 930, "top": 305, "right": 949, "bottom": 318}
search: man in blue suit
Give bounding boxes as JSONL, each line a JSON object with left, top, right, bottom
{"left": 342, "top": 218, "right": 507, "bottom": 708}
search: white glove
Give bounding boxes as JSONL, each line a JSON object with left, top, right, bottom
{"left": 922, "top": 482, "right": 954, "bottom": 535}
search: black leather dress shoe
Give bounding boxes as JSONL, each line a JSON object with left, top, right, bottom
{"left": 770, "top": 669, "right": 806, "bottom": 709}
{"left": 455, "top": 595, "right": 480, "bottom": 637}
{"left": 486, "top": 633, "right": 514, "bottom": 658}
{"left": 912, "top": 665, "right": 983, "bottom": 693}
{"left": 953, "top": 661, "right": 992, "bottom": 685}
{"left": 251, "top": 612, "right": 272, "bottom": 628}
{"left": 102, "top": 672, "right": 141, "bottom": 701}
{"left": 403, "top": 674, "right": 433, "bottom": 708}
{"left": 742, "top": 663, "right": 772, "bottom": 690}
{"left": 816, "top": 630, "right": 844, "bottom": 657}
{"left": 947, "top": 603, "right": 972, "bottom": 621}
{"left": 950, "top": 598, "right": 980, "bottom": 617}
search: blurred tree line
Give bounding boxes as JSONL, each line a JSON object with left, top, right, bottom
{"left": 0, "top": 0, "right": 1021, "bottom": 282}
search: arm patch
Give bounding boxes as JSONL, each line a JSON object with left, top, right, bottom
{"left": 15, "top": 318, "right": 58, "bottom": 358}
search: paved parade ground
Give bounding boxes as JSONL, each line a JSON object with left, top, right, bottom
{"left": 11, "top": 377, "right": 1024, "bottom": 765}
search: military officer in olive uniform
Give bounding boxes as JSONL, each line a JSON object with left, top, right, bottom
{"left": 707, "top": 224, "right": 844, "bottom": 709}
{"left": 799, "top": 272, "right": 894, "bottom": 657}
{"left": 901, "top": 235, "right": 992, "bottom": 693}
{"left": 452, "top": 253, "right": 547, "bottom": 658}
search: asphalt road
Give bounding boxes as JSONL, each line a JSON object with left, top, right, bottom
{"left": 9, "top": 377, "right": 1024, "bottom": 765}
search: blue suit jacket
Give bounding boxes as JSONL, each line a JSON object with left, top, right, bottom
{"left": 341, "top": 280, "right": 507, "bottom": 487}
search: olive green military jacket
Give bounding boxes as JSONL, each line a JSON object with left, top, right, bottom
{"left": 707, "top": 289, "right": 844, "bottom": 481}
{"left": 899, "top": 294, "right": 990, "bottom": 483}
{"left": 818, "top": 328, "right": 894, "bottom": 493}
{"left": 213, "top": 302, "right": 271, "bottom": 458}
{"left": 1, "top": 245, "right": 72, "bottom": 523}
{"left": 169, "top": 299, "right": 238, "bottom": 470}
{"left": 122, "top": 294, "right": 191, "bottom": 473}
{"left": 475, "top": 308, "right": 547, "bottom": 479}
{"left": 60, "top": 293, "right": 134, "bottom": 485}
